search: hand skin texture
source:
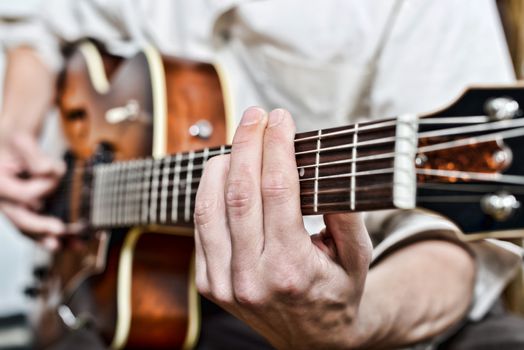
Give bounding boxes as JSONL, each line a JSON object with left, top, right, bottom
{"left": 194, "top": 107, "right": 476, "bottom": 349}
{"left": 0, "top": 47, "right": 66, "bottom": 249}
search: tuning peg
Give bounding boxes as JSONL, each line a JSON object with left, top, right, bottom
{"left": 484, "top": 97, "right": 519, "bottom": 120}
{"left": 481, "top": 192, "right": 521, "bottom": 221}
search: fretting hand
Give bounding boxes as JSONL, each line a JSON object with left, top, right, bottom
{"left": 194, "top": 107, "right": 372, "bottom": 349}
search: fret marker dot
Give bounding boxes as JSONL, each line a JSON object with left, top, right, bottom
{"left": 299, "top": 168, "right": 305, "bottom": 177}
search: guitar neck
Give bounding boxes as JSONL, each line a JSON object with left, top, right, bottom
{"left": 90, "top": 115, "right": 419, "bottom": 228}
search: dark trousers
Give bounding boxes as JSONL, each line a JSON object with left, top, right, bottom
{"left": 438, "top": 302, "right": 524, "bottom": 350}
{"left": 48, "top": 299, "right": 524, "bottom": 350}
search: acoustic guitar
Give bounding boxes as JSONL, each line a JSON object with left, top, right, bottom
{"left": 33, "top": 40, "right": 524, "bottom": 349}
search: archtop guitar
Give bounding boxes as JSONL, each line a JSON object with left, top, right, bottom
{"left": 33, "top": 40, "right": 524, "bottom": 349}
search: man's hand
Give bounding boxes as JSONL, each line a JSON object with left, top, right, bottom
{"left": 194, "top": 107, "right": 372, "bottom": 349}
{"left": 0, "top": 133, "right": 66, "bottom": 249}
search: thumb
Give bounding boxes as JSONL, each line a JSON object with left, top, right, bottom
{"left": 323, "top": 213, "right": 372, "bottom": 283}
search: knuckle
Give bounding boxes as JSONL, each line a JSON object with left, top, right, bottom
{"left": 261, "top": 170, "right": 293, "bottom": 202}
{"left": 225, "top": 178, "right": 255, "bottom": 217}
{"left": 232, "top": 133, "right": 252, "bottom": 148}
{"left": 208, "top": 285, "right": 232, "bottom": 305}
{"left": 233, "top": 281, "right": 265, "bottom": 307}
{"left": 195, "top": 275, "right": 211, "bottom": 297}
{"left": 194, "top": 195, "right": 218, "bottom": 229}
{"left": 268, "top": 267, "right": 308, "bottom": 298}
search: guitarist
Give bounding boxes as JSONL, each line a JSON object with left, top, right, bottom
{"left": 1, "top": 0, "right": 524, "bottom": 349}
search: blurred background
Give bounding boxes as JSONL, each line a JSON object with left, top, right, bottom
{"left": 0, "top": 1, "right": 60, "bottom": 348}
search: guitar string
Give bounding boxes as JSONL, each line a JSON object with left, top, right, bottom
{"left": 49, "top": 137, "right": 524, "bottom": 216}
{"left": 46, "top": 116, "right": 524, "bottom": 213}
{"left": 47, "top": 113, "right": 523, "bottom": 177}
{"left": 417, "top": 182, "right": 524, "bottom": 194}
{"left": 416, "top": 195, "right": 503, "bottom": 203}
{"left": 91, "top": 166, "right": 524, "bottom": 226}
{"left": 96, "top": 173, "right": 524, "bottom": 211}
{"left": 58, "top": 119, "right": 524, "bottom": 192}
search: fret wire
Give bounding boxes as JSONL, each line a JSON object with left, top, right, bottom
{"left": 203, "top": 147, "right": 210, "bottom": 165}
{"left": 122, "top": 163, "right": 129, "bottom": 225}
{"left": 116, "top": 164, "right": 123, "bottom": 225}
{"left": 122, "top": 163, "right": 131, "bottom": 225}
{"left": 133, "top": 161, "right": 143, "bottom": 225}
{"left": 104, "top": 166, "right": 110, "bottom": 225}
{"left": 133, "top": 162, "right": 141, "bottom": 225}
{"left": 184, "top": 151, "right": 195, "bottom": 223}
{"left": 141, "top": 159, "right": 153, "bottom": 224}
{"left": 111, "top": 164, "right": 120, "bottom": 226}
{"left": 171, "top": 153, "right": 183, "bottom": 222}
{"left": 111, "top": 162, "right": 122, "bottom": 225}
{"left": 125, "top": 162, "right": 133, "bottom": 225}
{"left": 149, "top": 159, "right": 162, "bottom": 223}
{"left": 130, "top": 161, "right": 141, "bottom": 225}
{"left": 314, "top": 130, "right": 321, "bottom": 213}
{"left": 104, "top": 165, "right": 110, "bottom": 225}
{"left": 120, "top": 163, "right": 128, "bottom": 225}
{"left": 101, "top": 166, "right": 108, "bottom": 225}
{"left": 118, "top": 163, "right": 126, "bottom": 226}
{"left": 160, "top": 156, "right": 171, "bottom": 223}
{"left": 91, "top": 166, "right": 100, "bottom": 225}
{"left": 110, "top": 164, "right": 116, "bottom": 226}
{"left": 350, "top": 123, "right": 359, "bottom": 210}
{"left": 122, "top": 162, "right": 130, "bottom": 225}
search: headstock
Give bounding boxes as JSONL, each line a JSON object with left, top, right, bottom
{"left": 415, "top": 85, "right": 524, "bottom": 235}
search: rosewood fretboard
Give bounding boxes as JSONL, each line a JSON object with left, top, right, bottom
{"left": 90, "top": 117, "right": 414, "bottom": 228}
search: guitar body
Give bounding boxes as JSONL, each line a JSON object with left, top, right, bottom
{"left": 35, "top": 41, "right": 228, "bottom": 349}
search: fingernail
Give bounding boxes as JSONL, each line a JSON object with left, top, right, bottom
{"left": 241, "top": 107, "right": 265, "bottom": 126}
{"left": 268, "top": 109, "right": 285, "bottom": 127}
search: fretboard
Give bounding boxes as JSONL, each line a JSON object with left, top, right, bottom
{"left": 90, "top": 116, "right": 418, "bottom": 228}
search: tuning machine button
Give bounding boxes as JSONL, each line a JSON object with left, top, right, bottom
{"left": 484, "top": 97, "right": 519, "bottom": 120}
{"left": 189, "top": 120, "right": 213, "bottom": 139}
{"left": 481, "top": 192, "right": 520, "bottom": 221}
